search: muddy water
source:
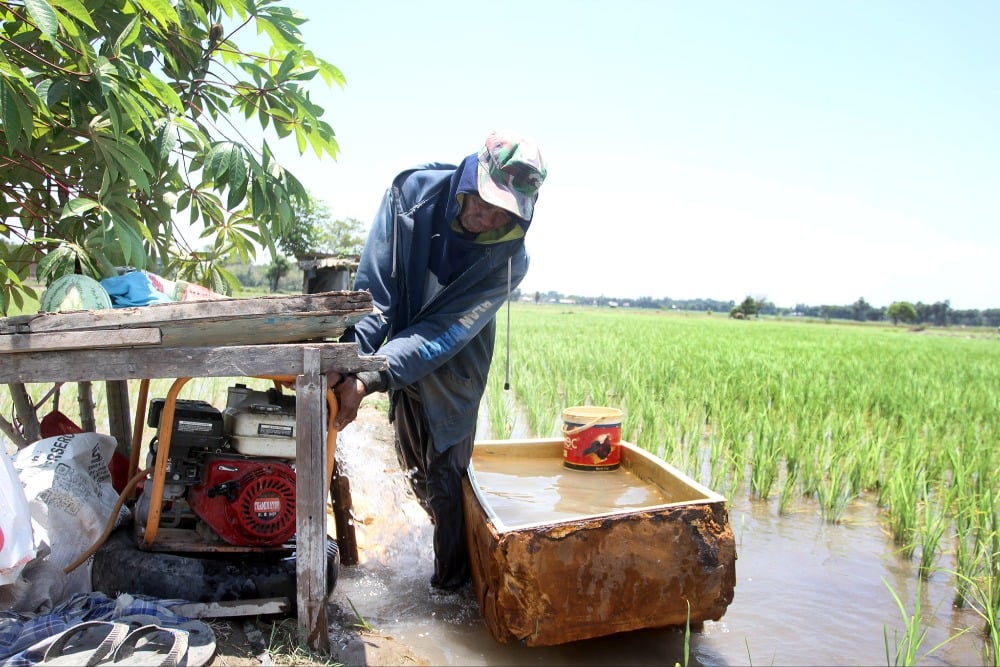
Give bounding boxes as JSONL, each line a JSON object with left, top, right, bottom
{"left": 470, "top": 455, "right": 672, "bottom": 527}
{"left": 332, "top": 419, "right": 989, "bottom": 666}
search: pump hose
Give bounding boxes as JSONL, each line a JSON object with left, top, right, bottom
{"left": 64, "top": 466, "right": 152, "bottom": 574}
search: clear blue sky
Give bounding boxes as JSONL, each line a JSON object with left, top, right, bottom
{"left": 261, "top": 1, "right": 998, "bottom": 309}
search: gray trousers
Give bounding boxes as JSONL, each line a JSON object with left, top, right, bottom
{"left": 392, "top": 389, "right": 473, "bottom": 591}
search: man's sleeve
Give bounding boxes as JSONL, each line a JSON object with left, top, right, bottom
{"left": 376, "top": 250, "right": 528, "bottom": 389}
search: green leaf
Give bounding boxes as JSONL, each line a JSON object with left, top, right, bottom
{"left": 110, "top": 14, "right": 140, "bottom": 53}
{"left": 152, "top": 119, "right": 177, "bottom": 169}
{"left": 226, "top": 148, "right": 248, "bottom": 210}
{"left": 137, "top": 70, "right": 183, "bottom": 113}
{"left": 205, "top": 141, "right": 242, "bottom": 184}
{"left": 0, "top": 79, "right": 36, "bottom": 151}
{"left": 24, "top": 0, "right": 59, "bottom": 41}
{"left": 49, "top": 0, "right": 97, "bottom": 30}
{"left": 295, "top": 125, "right": 306, "bottom": 153}
{"left": 0, "top": 84, "right": 23, "bottom": 151}
{"left": 275, "top": 50, "right": 297, "bottom": 82}
{"left": 60, "top": 197, "right": 100, "bottom": 219}
{"left": 108, "top": 210, "right": 146, "bottom": 267}
{"left": 92, "top": 132, "right": 156, "bottom": 192}
{"left": 316, "top": 59, "right": 347, "bottom": 88}
{"left": 137, "top": 0, "right": 180, "bottom": 27}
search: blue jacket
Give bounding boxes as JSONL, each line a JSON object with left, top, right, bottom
{"left": 345, "top": 162, "right": 530, "bottom": 451}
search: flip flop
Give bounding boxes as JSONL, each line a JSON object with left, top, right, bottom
{"left": 176, "top": 620, "right": 216, "bottom": 667}
{"left": 35, "top": 620, "right": 130, "bottom": 666}
{"left": 112, "top": 616, "right": 215, "bottom": 666}
{"left": 108, "top": 624, "right": 189, "bottom": 667}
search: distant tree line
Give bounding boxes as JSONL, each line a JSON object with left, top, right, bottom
{"left": 783, "top": 297, "right": 1000, "bottom": 328}
{"left": 528, "top": 291, "right": 1000, "bottom": 328}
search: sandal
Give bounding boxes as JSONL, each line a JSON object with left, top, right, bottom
{"left": 35, "top": 620, "right": 130, "bottom": 666}
{"left": 107, "top": 624, "right": 189, "bottom": 666}
{"left": 112, "top": 616, "right": 216, "bottom": 667}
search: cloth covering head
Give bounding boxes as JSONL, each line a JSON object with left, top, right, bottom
{"left": 477, "top": 130, "right": 547, "bottom": 221}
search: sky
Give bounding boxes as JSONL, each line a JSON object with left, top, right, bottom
{"left": 252, "top": 1, "right": 998, "bottom": 310}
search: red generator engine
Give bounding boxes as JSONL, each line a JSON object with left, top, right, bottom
{"left": 187, "top": 456, "right": 296, "bottom": 546}
{"left": 136, "top": 386, "right": 299, "bottom": 550}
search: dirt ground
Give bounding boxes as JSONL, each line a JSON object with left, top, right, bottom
{"left": 205, "top": 608, "right": 430, "bottom": 666}
{"left": 206, "top": 399, "right": 431, "bottom": 667}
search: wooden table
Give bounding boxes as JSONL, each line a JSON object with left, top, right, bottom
{"left": 0, "top": 292, "right": 385, "bottom": 652}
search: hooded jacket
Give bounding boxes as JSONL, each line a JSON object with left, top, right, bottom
{"left": 344, "top": 157, "right": 531, "bottom": 452}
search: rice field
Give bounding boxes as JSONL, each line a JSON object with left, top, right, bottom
{"left": 484, "top": 303, "right": 999, "bottom": 661}
{"left": 3, "top": 301, "right": 997, "bottom": 662}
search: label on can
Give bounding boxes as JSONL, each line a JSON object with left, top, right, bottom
{"left": 563, "top": 423, "right": 621, "bottom": 471}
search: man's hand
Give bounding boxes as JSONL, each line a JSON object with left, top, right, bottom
{"left": 330, "top": 374, "right": 366, "bottom": 431}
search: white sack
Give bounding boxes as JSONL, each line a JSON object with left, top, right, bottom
{"left": 13, "top": 433, "right": 122, "bottom": 603}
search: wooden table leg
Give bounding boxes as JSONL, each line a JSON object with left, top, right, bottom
{"left": 296, "top": 347, "right": 330, "bottom": 652}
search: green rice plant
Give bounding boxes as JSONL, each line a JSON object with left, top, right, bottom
{"left": 490, "top": 303, "right": 1000, "bottom": 620}
{"left": 817, "top": 457, "right": 853, "bottom": 524}
{"left": 748, "top": 417, "right": 779, "bottom": 501}
{"left": 915, "top": 493, "right": 948, "bottom": 580}
{"left": 707, "top": 426, "right": 732, "bottom": 496}
{"left": 886, "top": 465, "right": 921, "bottom": 560}
{"left": 677, "top": 598, "right": 692, "bottom": 667}
{"left": 484, "top": 361, "right": 515, "bottom": 439}
{"left": 777, "top": 458, "right": 800, "bottom": 515}
{"left": 951, "top": 563, "right": 999, "bottom": 665}
{"left": 952, "top": 507, "right": 977, "bottom": 608}
{"left": 882, "top": 575, "right": 962, "bottom": 667}
{"left": 976, "top": 490, "right": 1000, "bottom": 655}
{"left": 795, "top": 418, "right": 833, "bottom": 503}
{"left": 884, "top": 575, "right": 929, "bottom": 667}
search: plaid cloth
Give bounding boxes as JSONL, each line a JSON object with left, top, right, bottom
{"left": 0, "top": 592, "right": 190, "bottom": 666}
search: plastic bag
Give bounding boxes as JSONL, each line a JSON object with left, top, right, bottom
{"left": 13, "top": 433, "right": 124, "bottom": 603}
{"left": 0, "top": 449, "right": 35, "bottom": 585}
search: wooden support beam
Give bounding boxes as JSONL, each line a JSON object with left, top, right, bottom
{"left": 105, "top": 380, "right": 132, "bottom": 457}
{"left": 170, "top": 597, "right": 291, "bottom": 619}
{"left": 0, "top": 344, "right": 382, "bottom": 384}
{"left": 295, "top": 347, "right": 329, "bottom": 653}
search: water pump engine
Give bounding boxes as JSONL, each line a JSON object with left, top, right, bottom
{"left": 138, "top": 387, "right": 298, "bottom": 549}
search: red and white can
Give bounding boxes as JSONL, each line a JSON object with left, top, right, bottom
{"left": 562, "top": 406, "right": 623, "bottom": 471}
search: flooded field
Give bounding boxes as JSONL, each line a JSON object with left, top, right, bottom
{"left": 333, "top": 418, "right": 990, "bottom": 666}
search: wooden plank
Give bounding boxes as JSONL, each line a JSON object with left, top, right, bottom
{"left": 0, "top": 328, "right": 161, "bottom": 353}
{"left": 0, "top": 292, "right": 373, "bottom": 347}
{"left": 5, "top": 313, "right": 366, "bottom": 349}
{"left": 0, "top": 343, "right": 385, "bottom": 384}
{"left": 1, "top": 291, "right": 371, "bottom": 329}
{"left": 170, "top": 598, "right": 291, "bottom": 619}
{"left": 296, "top": 347, "right": 329, "bottom": 652}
